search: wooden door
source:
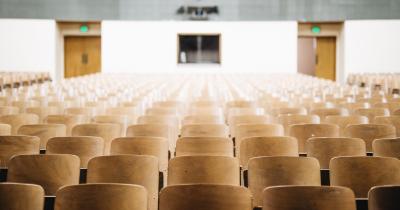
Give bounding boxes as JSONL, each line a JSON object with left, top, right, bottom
{"left": 64, "top": 36, "right": 101, "bottom": 78}
{"left": 315, "top": 37, "right": 336, "bottom": 81}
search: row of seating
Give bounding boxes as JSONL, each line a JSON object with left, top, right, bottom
{"left": 347, "top": 73, "right": 400, "bottom": 94}
{"left": 2, "top": 182, "right": 398, "bottom": 210}
{"left": 1, "top": 73, "right": 400, "bottom": 210}
{"left": 0, "top": 72, "right": 51, "bottom": 89}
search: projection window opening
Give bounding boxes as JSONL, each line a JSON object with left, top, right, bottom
{"left": 178, "top": 34, "right": 221, "bottom": 64}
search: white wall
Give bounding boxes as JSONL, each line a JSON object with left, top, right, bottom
{"left": 344, "top": 20, "right": 400, "bottom": 75}
{"left": 102, "top": 21, "right": 297, "bottom": 73}
{"left": 0, "top": 19, "right": 56, "bottom": 76}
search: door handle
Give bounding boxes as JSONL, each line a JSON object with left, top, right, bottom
{"left": 81, "top": 53, "right": 88, "bottom": 64}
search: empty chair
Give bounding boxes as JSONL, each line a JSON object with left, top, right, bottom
{"left": 0, "top": 135, "right": 40, "bottom": 167}
{"left": 373, "top": 138, "right": 400, "bottom": 159}
{"left": 325, "top": 115, "right": 368, "bottom": 136}
{"left": 26, "top": 107, "right": 60, "bottom": 123}
{"left": 45, "top": 114, "right": 86, "bottom": 136}
{"left": 65, "top": 107, "right": 95, "bottom": 118}
{"left": 0, "top": 114, "right": 39, "bottom": 134}
{"left": 394, "top": 108, "right": 400, "bottom": 115}
{"left": 235, "top": 124, "right": 284, "bottom": 154}
{"left": 0, "top": 123, "right": 11, "bottom": 135}
{"left": 110, "top": 137, "right": 169, "bottom": 172}
{"left": 11, "top": 100, "right": 40, "bottom": 113}
{"left": 306, "top": 137, "right": 366, "bottom": 169}
{"left": 181, "top": 124, "right": 229, "bottom": 137}
{"left": 375, "top": 116, "right": 400, "bottom": 136}
{"left": 87, "top": 155, "right": 158, "bottom": 210}
{"left": 0, "top": 106, "right": 19, "bottom": 115}
{"left": 18, "top": 124, "right": 66, "bottom": 150}
{"left": 93, "top": 115, "right": 128, "bottom": 136}
{"left": 330, "top": 156, "right": 400, "bottom": 198}
{"left": 146, "top": 107, "right": 179, "bottom": 116}
{"left": 262, "top": 186, "right": 356, "bottom": 210}
{"left": 168, "top": 156, "right": 239, "bottom": 186}
{"left": 374, "top": 102, "right": 400, "bottom": 114}
{"left": 137, "top": 115, "right": 179, "bottom": 137}
{"left": 277, "top": 114, "right": 320, "bottom": 135}
{"left": 354, "top": 108, "right": 390, "bottom": 122}
{"left": 310, "top": 108, "right": 349, "bottom": 121}
{"left": 248, "top": 156, "right": 321, "bottom": 207}
{"left": 368, "top": 185, "right": 400, "bottom": 210}
{"left": 188, "top": 107, "right": 223, "bottom": 116}
{"left": 229, "top": 115, "right": 271, "bottom": 137}
{"left": 182, "top": 115, "right": 224, "bottom": 125}
{"left": 175, "top": 137, "right": 233, "bottom": 157}
{"left": 46, "top": 136, "right": 104, "bottom": 168}
{"left": 72, "top": 123, "right": 121, "bottom": 155}
{"left": 126, "top": 124, "right": 173, "bottom": 151}
{"left": 0, "top": 183, "right": 44, "bottom": 210}
{"left": 55, "top": 184, "right": 147, "bottom": 210}
{"left": 289, "top": 124, "right": 339, "bottom": 153}
{"left": 106, "top": 107, "right": 138, "bottom": 125}
{"left": 269, "top": 107, "right": 307, "bottom": 117}
{"left": 345, "top": 124, "right": 396, "bottom": 152}
{"left": 239, "top": 136, "right": 298, "bottom": 168}
{"left": 7, "top": 154, "right": 80, "bottom": 195}
{"left": 159, "top": 184, "right": 252, "bottom": 210}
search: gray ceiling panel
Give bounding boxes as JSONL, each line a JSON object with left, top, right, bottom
{"left": 0, "top": 0, "right": 400, "bottom": 21}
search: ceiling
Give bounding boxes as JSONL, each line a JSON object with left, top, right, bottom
{"left": 1, "top": 0, "right": 400, "bottom": 21}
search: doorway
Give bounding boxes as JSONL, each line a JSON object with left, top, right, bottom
{"left": 64, "top": 36, "right": 101, "bottom": 78}
{"left": 297, "top": 22, "right": 343, "bottom": 82}
{"left": 298, "top": 36, "right": 336, "bottom": 81}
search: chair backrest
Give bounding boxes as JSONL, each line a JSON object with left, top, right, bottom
{"left": 87, "top": 155, "right": 158, "bottom": 210}
{"left": 0, "top": 106, "right": 19, "bottom": 115}
{"left": 229, "top": 115, "right": 271, "bottom": 137}
{"left": 269, "top": 107, "right": 307, "bottom": 116}
{"left": 181, "top": 124, "right": 229, "bottom": 137}
{"left": 18, "top": 124, "right": 66, "bottom": 150}
{"left": 0, "top": 123, "right": 12, "bottom": 135}
{"left": 368, "top": 185, "right": 400, "bottom": 210}
{"left": 175, "top": 138, "right": 233, "bottom": 157}
{"left": 26, "top": 107, "right": 60, "bottom": 123}
{"left": 289, "top": 124, "right": 339, "bottom": 153}
{"left": 325, "top": 115, "right": 369, "bottom": 136}
{"left": 354, "top": 108, "right": 390, "bottom": 122}
{"left": 168, "top": 156, "right": 239, "bottom": 186}
{"left": 345, "top": 124, "right": 396, "bottom": 152}
{"left": 248, "top": 156, "right": 321, "bottom": 206}
{"left": 159, "top": 184, "right": 252, "bottom": 210}
{"left": 0, "top": 135, "right": 40, "bottom": 167}
{"left": 306, "top": 137, "right": 366, "bottom": 169}
{"left": 330, "top": 156, "right": 400, "bottom": 198}
{"left": 45, "top": 114, "right": 86, "bottom": 136}
{"left": 374, "top": 116, "right": 400, "bottom": 137}
{"left": 106, "top": 107, "right": 138, "bottom": 125}
{"left": 262, "top": 186, "right": 356, "bottom": 210}
{"left": 0, "top": 183, "right": 44, "bottom": 210}
{"left": 373, "top": 138, "right": 400, "bottom": 159}
{"left": 239, "top": 136, "right": 298, "bottom": 168}
{"left": 7, "top": 154, "right": 80, "bottom": 195}
{"left": 72, "top": 123, "right": 121, "bottom": 155}
{"left": 46, "top": 136, "right": 104, "bottom": 168}
{"left": 55, "top": 183, "right": 147, "bottom": 210}
{"left": 277, "top": 114, "right": 320, "bottom": 135}
{"left": 0, "top": 114, "right": 39, "bottom": 134}
{"left": 65, "top": 107, "right": 95, "bottom": 118}
{"left": 235, "top": 124, "right": 284, "bottom": 155}
{"left": 110, "top": 137, "right": 169, "bottom": 172}
{"left": 93, "top": 115, "right": 128, "bottom": 136}
{"left": 182, "top": 115, "right": 224, "bottom": 125}
{"left": 310, "top": 108, "right": 349, "bottom": 121}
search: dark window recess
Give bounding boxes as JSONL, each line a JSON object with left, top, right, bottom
{"left": 178, "top": 35, "right": 220, "bottom": 64}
